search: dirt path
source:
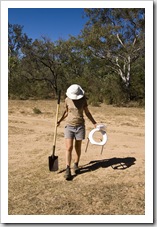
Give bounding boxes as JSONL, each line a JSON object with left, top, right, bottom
{"left": 8, "top": 100, "right": 145, "bottom": 215}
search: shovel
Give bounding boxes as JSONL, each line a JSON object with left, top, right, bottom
{"left": 49, "top": 90, "right": 61, "bottom": 171}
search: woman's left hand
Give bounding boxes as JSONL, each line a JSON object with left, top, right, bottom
{"left": 94, "top": 123, "right": 97, "bottom": 128}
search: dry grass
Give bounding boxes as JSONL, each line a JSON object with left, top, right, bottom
{"left": 8, "top": 100, "right": 145, "bottom": 215}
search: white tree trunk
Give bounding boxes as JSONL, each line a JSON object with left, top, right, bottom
{"left": 115, "top": 56, "right": 130, "bottom": 87}
{"left": 116, "top": 33, "right": 131, "bottom": 87}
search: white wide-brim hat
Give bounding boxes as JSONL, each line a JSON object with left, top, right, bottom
{"left": 66, "top": 84, "right": 85, "bottom": 100}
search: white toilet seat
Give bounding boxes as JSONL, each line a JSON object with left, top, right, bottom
{"left": 88, "top": 125, "right": 107, "bottom": 146}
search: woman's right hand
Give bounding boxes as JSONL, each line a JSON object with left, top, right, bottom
{"left": 57, "top": 121, "right": 60, "bottom": 127}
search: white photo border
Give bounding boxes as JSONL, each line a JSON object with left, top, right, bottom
{"left": 0, "top": 0, "right": 153, "bottom": 224}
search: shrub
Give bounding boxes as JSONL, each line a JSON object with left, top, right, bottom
{"left": 33, "top": 107, "right": 42, "bottom": 114}
{"left": 103, "top": 74, "right": 128, "bottom": 106}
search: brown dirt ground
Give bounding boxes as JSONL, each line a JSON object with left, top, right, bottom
{"left": 8, "top": 100, "right": 145, "bottom": 215}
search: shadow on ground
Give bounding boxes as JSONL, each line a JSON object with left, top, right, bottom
{"left": 78, "top": 157, "right": 136, "bottom": 175}
{"left": 57, "top": 157, "right": 136, "bottom": 180}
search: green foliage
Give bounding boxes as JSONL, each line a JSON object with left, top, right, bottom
{"left": 103, "top": 74, "right": 128, "bottom": 105}
{"left": 129, "top": 57, "right": 145, "bottom": 104}
{"left": 33, "top": 107, "right": 42, "bottom": 114}
{"left": 82, "top": 8, "right": 145, "bottom": 89}
{"left": 8, "top": 8, "right": 145, "bottom": 107}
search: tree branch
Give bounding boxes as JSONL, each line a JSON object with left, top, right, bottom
{"left": 117, "top": 33, "right": 125, "bottom": 48}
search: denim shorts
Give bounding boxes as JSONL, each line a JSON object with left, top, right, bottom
{"left": 64, "top": 125, "right": 85, "bottom": 140}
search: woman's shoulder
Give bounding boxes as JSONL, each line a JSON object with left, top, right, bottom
{"left": 65, "top": 97, "right": 72, "bottom": 102}
{"left": 65, "top": 97, "right": 73, "bottom": 107}
{"left": 83, "top": 96, "right": 88, "bottom": 107}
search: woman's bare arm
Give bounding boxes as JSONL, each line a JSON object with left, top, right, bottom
{"left": 84, "top": 106, "right": 97, "bottom": 127}
{"left": 57, "top": 108, "right": 68, "bottom": 126}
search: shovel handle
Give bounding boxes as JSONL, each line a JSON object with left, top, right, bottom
{"left": 52, "top": 90, "right": 61, "bottom": 155}
{"left": 52, "top": 145, "right": 55, "bottom": 156}
{"left": 58, "top": 90, "right": 61, "bottom": 104}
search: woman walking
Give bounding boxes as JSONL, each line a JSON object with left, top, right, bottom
{"left": 57, "top": 84, "right": 97, "bottom": 180}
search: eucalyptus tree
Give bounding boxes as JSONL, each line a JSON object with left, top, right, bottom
{"left": 57, "top": 37, "right": 87, "bottom": 84}
{"left": 21, "top": 37, "right": 68, "bottom": 96}
{"left": 81, "top": 9, "right": 145, "bottom": 95}
{"left": 8, "top": 23, "right": 32, "bottom": 97}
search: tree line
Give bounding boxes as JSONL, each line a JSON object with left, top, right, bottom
{"left": 8, "top": 8, "right": 145, "bottom": 106}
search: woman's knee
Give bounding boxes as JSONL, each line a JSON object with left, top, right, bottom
{"left": 65, "top": 139, "right": 73, "bottom": 152}
{"left": 67, "top": 145, "right": 73, "bottom": 152}
{"left": 75, "top": 140, "right": 82, "bottom": 150}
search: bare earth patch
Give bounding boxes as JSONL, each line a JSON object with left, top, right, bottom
{"left": 8, "top": 100, "right": 145, "bottom": 215}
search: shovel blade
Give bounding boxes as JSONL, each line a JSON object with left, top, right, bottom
{"left": 49, "top": 155, "right": 58, "bottom": 171}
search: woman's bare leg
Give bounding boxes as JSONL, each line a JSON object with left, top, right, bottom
{"left": 65, "top": 138, "right": 73, "bottom": 167}
{"left": 74, "top": 140, "right": 82, "bottom": 165}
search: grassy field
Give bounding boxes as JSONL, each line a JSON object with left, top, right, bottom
{"left": 8, "top": 100, "right": 145, "bottom": 216}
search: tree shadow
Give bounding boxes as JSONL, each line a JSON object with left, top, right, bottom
{"left": 78, "top": 157, "right": 136, "bottom": 175}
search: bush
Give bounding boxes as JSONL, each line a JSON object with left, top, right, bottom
{"left": 103, "top": 74, "right": 128, "bottom": 106}
{"left": 33, "top": 107, "right": 42, "bottom": 114}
